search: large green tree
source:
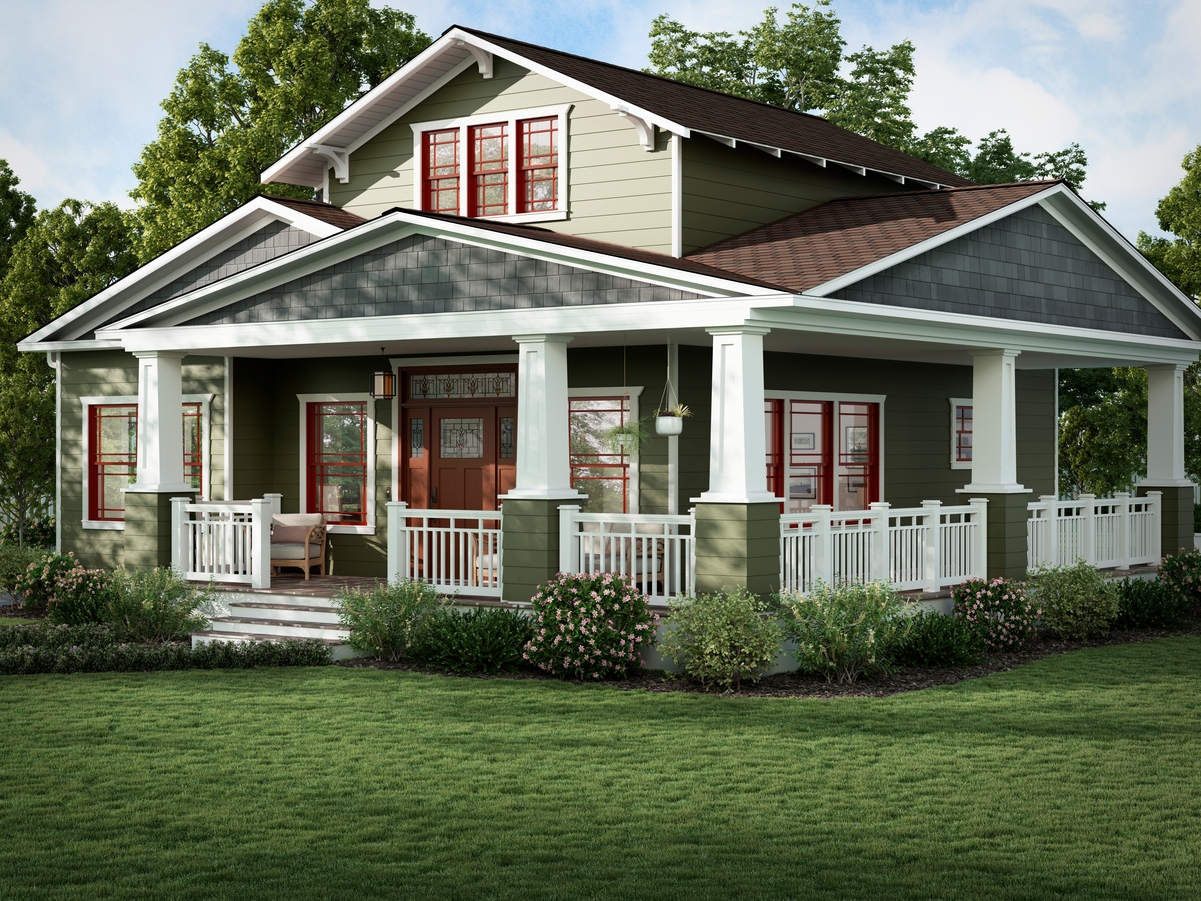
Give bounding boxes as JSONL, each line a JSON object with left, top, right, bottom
{"left": 1138, "top": 144, "right": 1201, "bottom": 301}
{"left": 130, "top": 0, "right": 430, "bottom": 262}
{"left": 0, "top": 159, "right": 37, "bottom": 279}
{"left": 648, "top": 2, "right": 1101, "bottom": 204}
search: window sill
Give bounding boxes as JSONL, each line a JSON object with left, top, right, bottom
{"left": 951, "top": 461, "right": 972, "bottom": 471}
{"left": 83, "top": 520, "right": 125, "bottom": 531}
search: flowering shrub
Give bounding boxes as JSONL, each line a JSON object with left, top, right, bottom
{"left": 523, "top": 572, "right": 658, "bottom": 679}
{"left": 1027, "top": 563, "right": 1119, "bottom": 640}
{"left": 14, "top": 552, "right": 79, "bottom": 611}
{"left": 659, "top": 587, "right": 783, "bottom": 691}
{"left": 1157, "top": 547, "right": 1201, "bottom": 618}
{"left": 951, "top": 577, "right": 1040, "bottom": 651}
{"left": 0, "top": 516, "right": 55, "bottom": 549}
{"left": 48, "top": 562, "right": 114, "bottom": 625}
{"left": 781, "top": 581, "right": 912, "bottom": 683}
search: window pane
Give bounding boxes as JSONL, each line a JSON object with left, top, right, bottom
{"left": 425, "top": 129, "right": 459, "bottom": 214}
{"left": 440, "top": 418, "right": 484, "bottom": 458}
{"left": 183, "top": 403, "right": 202, "bottom": 494}
{"left": 569, "top": 396, "right": 630, "bottom": 513}
{"left": 955, "top": 404, "right": 973, "bottom": 462}
{"left": 309, "top": 402, "right": 368, "bottom": 525}
{"left": 92, "top": 404, "right": 137, "bottom": 521}
{"left": 471, "top": 123, "right": 508, "bottom": 217}
{"left": 519, "top": 118, "right": 558, "bottom": 213}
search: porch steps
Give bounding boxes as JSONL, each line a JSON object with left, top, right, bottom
{"left": 191, "top": 591, "right": 359, "bottom": 661}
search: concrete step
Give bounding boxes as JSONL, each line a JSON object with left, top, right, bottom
{"left": 191, "top": 630, "right": 359, "bottom": 662}
{"left": 213, "top": 591, "right": 342, "bottom": 611}
{"left": 227, "top": 601, "right": 342, "bottom": 624}
{"left": 206, "top": 616, "right": 349, "bottom": 641}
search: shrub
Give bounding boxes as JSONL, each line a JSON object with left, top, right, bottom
{"left": 781, "top": 581, "right": 913, "bottom": 683}
{"left": 1027, "top": 563, "right": 1119, "bottom": 640}
{"left": 1112, "top": 578, "right": 1188, "bottom": 631}
{"left": 409, "top": 606, "right": 534, "bottom": 673}
{"left": 0, "top": 544, "right": 45, "bottom": 606}
{"left": 1194, "top": 502, "right": 1201, "bottom": 535}
{"left": 659, "top": 587, "right": 783, "bottom": 691}
{"left": 951, "top": 577, "right": 1040, "bottom": 652}
{"left": 890, "top": 610, "right": 986, "bottom": 668}
{"left": 335, "top": 580, "right": 440, "bottom": 661}
{"left": 47, "top": 563, "right": 115, "bottom": 626}
{"left": 13, "top": 552, "right": 78, "bottom": 611}
{"left": 1157, "top": 547, "right": 1201, "bottom": 618}
{"left": 523, "top": 572, "right": 658, "bottom": 680}
{"left": 105, "top": 568, "right": 212, "bottom": 641}
{"left": 0, "top": 516, "right": 55, "bottom": 549}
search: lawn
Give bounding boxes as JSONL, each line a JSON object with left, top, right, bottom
{"left": 1, "top": 638, "right": 1199, "bottom": 901}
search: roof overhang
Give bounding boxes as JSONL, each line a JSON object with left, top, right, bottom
{"left": 18, "top": 196, "right": 345, "bottom": 350}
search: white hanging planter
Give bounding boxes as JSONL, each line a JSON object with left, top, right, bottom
{"left": 655, "top": 415, "right": 684, "bottom": 436}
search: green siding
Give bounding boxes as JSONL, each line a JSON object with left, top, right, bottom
{"left": 980, "top": 491, "right": 1033, "bottom": 580}
{"left": 681, "top": 137, "right": 911, "bottom": 254}
{"left": 1138, "top": 484, "right": 1194, "bottom": 556}
{"left": 694, "top": 503, "right": 780, "bottom": 597}
{"left": 59, "top": 351, "right": 227, "bottom": 570}
{"left": 330, "top": 58, "right": 674, "bottom": 255}
{"left": 500, "top": 498, "right": 566, "bottom": 604}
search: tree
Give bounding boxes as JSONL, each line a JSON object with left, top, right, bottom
{"left": 0, "top": 159, "right": 36, "bottom": 279}
{"left": 1138, "top": 144, "right": 1201, "bottom": 301}
{"left": 130, "top": 0, "right": 430, "bottom": 262}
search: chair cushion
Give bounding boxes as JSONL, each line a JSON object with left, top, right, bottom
{"left": 271, "top": 543, "right": 322, "bottom": 561}
{"left": 273, "top": 513, "right": 324, "bottom": 527}
{"left": 272, "top": 524, "right": 317, "bottom": 544}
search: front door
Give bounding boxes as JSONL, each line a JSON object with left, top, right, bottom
{"left": 402, "top": 401, "right": 516, "bottom": 510}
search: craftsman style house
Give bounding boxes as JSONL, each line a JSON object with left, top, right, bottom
{"left": 20, "top": 26, "right": 1201, "bottom": 610}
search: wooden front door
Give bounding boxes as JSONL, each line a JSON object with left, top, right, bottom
{"left": 403, "top": 403, "right": 516, "bottom": 510}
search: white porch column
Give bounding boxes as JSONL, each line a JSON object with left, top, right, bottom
{"left": 506, "top": 334, "right": 582, "bottom": 499}
{"left": 128, "top": 351, "right": 191, "bottom": 493}
{"left": 697, "top": 326, "right": 776, "bottom": 503}
{"left": 1145, "top": 363, "right": 1189, "bottom": 484}
{"left": 961, "top": 349, "right": 1025, "bottom": 494}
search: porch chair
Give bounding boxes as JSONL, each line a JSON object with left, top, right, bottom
{"left": 270, "top": 513, "right": 327, "bottom": 580}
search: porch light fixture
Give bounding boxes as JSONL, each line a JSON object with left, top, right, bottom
{"left": 370, "top": 370, "right": 395, "bottom": 400}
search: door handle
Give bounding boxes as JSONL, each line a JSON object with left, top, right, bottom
{"left": 432, "top": 486, "right": 438, "bottom": 506}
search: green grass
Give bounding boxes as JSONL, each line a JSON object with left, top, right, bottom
{"left": 0, "top": 616, "right": 39, "bottom": 626}
{"left": 2, "top": 639, "right": 1200, "bottom": 901}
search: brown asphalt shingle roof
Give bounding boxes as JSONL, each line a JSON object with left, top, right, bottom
{"left": 454, "top": 26, "right": 974, "bottom": 190}
{"left": 261, "top": 194, "right": 369, "bottom": 230}
{"left": 686, "top": 181, "right": 1059, "bottom": 293}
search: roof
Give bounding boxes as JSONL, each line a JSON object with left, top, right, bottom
{"left": 263, "top": 26, "right": 970, "bottom": 191}
{"left": 686, "top": 181, "right": 1058, "bottom": 293}
{"left": 258, "top": 195, "right": 368, "bottom": 230}
{"left": 456, "top": 27, "right": 973, "bottom": 190}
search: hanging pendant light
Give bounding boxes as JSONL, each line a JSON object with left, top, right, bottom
{"left": 371, "top": 347, "right": 395, "bottom": 399}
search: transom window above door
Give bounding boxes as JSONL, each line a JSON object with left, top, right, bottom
{"left": 412, "top": 106, "right": 570, "bottom": 223}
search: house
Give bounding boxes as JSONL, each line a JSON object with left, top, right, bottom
{"left": 19, "top": 25, "right": 1200, "bottom": 612}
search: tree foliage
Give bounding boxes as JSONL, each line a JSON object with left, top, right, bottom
{"left": 130, "top": 0, "right": 430, "bottom": 261}
{"left": 0, "top": 159, "right": 37, "bottom": 279}
{"left": 1137, "top": 144, "right": 1201, "bottom": 301}
{"left": 647, "top": 2, "right": 1102, "bottom": 205}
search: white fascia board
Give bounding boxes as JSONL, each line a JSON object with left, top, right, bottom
{"left": 99, "top": 210, "right": 777, "bottom": 333}
{"left": 17, "top": 338, "right": 124, "bottom": 353}
{"left": 1036, "top": 188, "right": 1201, "bottom": 340}
{"left": 20, "top": 197, "right": 345, "bottom": 347}
{"left": 806, "top": 186, "right": 1058, "bottom": 297}
{"left": 752, "top": 293, "right": 1201, "bottom": 365}
{"left": 110, "top": 296, "right": 782, "bottom": 354}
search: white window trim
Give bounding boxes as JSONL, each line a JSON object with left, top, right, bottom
{"left": 297, "top": 393, "right": 376, "bottom": 535}
{"left": 80, "top": 393, "right": 213, "bottom": 530}
{"left": 569, "top": 386, "right": 642, "bottom": 514}
{"left": 410, "top": 104, "right": 572, "bottom": 224}
{"left": 950, "top": 397, "right": 973, "bottom": 471}
{"left": 763, "top": 390, "right": 887, "bottom": 511}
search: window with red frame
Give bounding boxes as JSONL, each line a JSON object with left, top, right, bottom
{"left": 469, "top": 122, "right": 508, "bottom": 216}
{"left": 569, "top": 396, "right": 631, "bottom": 513}
{"left": 88, "top": 402, "right": 203, "bottom": 521}
{"left": 306, "top": 402, "right": 368, "bottom": 526}
{"left": 518, "top": 117, "right": 558, "bottom": 213}
{"left": 954, "top": 403, "right": 973, "bottom": 464}
{"left": 424, "top": 128, "right": 460, "bottom": 214}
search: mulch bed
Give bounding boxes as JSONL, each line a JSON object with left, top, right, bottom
{"left": 338, "top": 618, "right": 1201, "bottom": 699}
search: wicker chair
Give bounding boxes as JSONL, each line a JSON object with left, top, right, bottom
{"left": 270, "top": 513, "right": 327, "bottom": 580}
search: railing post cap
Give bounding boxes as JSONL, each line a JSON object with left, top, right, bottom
{"left": 968, "top": 497, "right": 989, "bottom": 506}
{"left": 920, "top": 499, "right": 942, "bottom": 507}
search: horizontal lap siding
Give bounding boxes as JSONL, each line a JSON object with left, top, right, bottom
{"left": 331, "top": 58, "right": 672, "bottom": 254}
{"left": 681, "top": 137, "right": 910, "bottom": 254}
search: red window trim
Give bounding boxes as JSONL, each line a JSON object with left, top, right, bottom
{"left": 468, "top": 122, "right": 509, "bottom": 217}
{"left": 569, "top": 395, "right": 631, "bottom": 514}
{"left": 306, "top": 401, "right": 369, "bottom": 527}
{"left": 517, "top": 117, "right": 558, "bottom": 214}
{"left": 954, "top": 403, "right": 973, "bottom": 464}
{"left": 423, "top": 128, "right": 460, "bottom": 214}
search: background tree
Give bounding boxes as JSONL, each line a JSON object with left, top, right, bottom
{"left": 1138, "top": 144, "right": 1201, "bottom": 301}
{"left": 0, "top": 160, "right": 37, "bottom": 280}
{"left": 130, "top": 0, "right": 430, "bottom": 262}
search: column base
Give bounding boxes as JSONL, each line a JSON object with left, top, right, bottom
{"left": 123, "top": 490, "right": 196, "bottom": 572}
{"left": 971, "top": 490, "right": 1033, "bottom": 581}
{"left": 694, "top": 502, "right": 780, "bottom": 599}
{"left": 1137, "top": 483, "right": 1195, "bottom": 557}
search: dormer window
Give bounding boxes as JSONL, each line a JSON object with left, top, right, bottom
{"left": 412, "top": 105, "right": 570, "bottom": 223}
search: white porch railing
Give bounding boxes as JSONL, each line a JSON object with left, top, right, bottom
{"left": 780, "top": 500, "right": 988, "bottom": 594}
{"left": 1027, "top": 492, "right": 1161, "bottom": 570}
{"left": 386, "top": 502, "right": 503, "bottom": 598}
{"left": 558, "top": 506, "right": 696, "bottom": 601}
{"left": 171, "top": 497, "right": 272, "bottom": 589}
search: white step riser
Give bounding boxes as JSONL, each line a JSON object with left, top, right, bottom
{"left": 228, "top": 605, "right": 342, "bottom": 624}
{"left": 207, "top": 620, "right": 349, "bottom": 641}
{"left": 215, "top": 593, "right": 343, "bottom": 611}
{"left": 192, "top": 633, "right": 360, "bottom": 662}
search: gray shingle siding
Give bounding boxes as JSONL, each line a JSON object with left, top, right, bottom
{"left": 183, "top": 234, "right": 702, "bottom": 325}
{"left": 831, "top": 205, "right": 1186, "bottom": 339}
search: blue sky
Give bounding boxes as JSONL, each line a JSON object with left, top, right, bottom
{"left": 1, "top": 0, "right": 1197, "bottom": 243}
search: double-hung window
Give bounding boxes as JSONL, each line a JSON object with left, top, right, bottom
{"left": 950, "top": 399, "right": 972, "bottom": 469}
{"left": 414, "top": 106, "right": 570, "bottom": 222}
{"left": 567, "top": 388, "right": 641, "bottom": 514}
{"left": 299, "top": 394, "right": 376, "bottom": 533}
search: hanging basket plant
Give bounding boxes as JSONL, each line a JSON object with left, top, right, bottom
{"left": 654, "top": 403, "right": 691, "bottom": 436}
{"left": 602, "top": 418, "right": 652, "bottom": 453}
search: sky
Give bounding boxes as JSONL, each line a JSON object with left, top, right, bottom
{"left": 0, "top": 0, "right": 1197, "bottom": 243}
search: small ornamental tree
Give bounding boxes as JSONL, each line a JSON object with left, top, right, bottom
{"left": 951, "top": 577, "right": 1040, "bottom": 652}
{"left": 523, "top": 572, "right": 659, "bottom": 679}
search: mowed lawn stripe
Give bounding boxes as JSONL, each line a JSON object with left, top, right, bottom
{"left": 1, "top": 637, "right": 1198, "bottom": 901}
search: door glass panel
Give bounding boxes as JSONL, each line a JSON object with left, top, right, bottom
{"left": 837, "top": 402, "right": 878, "bottom": 511}
{"left": 499, "top": 417, "right": 514, "bottom": 459}
{"left": 788, "top": 400, "right": 831, "bottom": 513}
{"left": 440, "top": 418, "right": 484, "bottom": 458}
{"left": 410, "top": 418, "right": 424, "bottom": 458}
